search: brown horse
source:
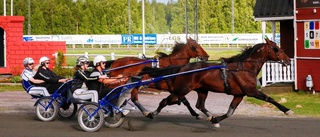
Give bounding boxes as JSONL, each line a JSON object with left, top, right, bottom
{"left": 108, "top": 37, "right": 209, "bottom": 118}
{"left": 151, "top": 38, "right": 293, "bottom": 127}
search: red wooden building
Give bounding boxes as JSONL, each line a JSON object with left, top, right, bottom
{"left": 0, "top": 16, "right": 66, "bottom": 75}
{"left": 254, "top": 0, "right": 320, "bottom": 92}
{"left": 295, "top": 0, "right": 320, "bottom": 92}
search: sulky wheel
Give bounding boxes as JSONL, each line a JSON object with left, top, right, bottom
{"left": 104, "top": 109, "right": 125, "bottom": 128}
{"left": 35, "top": 97, "right": 58, "bottom": 122}
{"left": 77, "top": 103, "right": 104, "bottom": 132}
{"left": 58, "top": 102, "right": 78, "bottom": 119}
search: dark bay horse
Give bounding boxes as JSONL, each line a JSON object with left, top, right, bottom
{"left": 151, "top": 38, "right": 293, "bottom": 127}
{"left": 108, "top": 38, "right": 209, "bottom": 118}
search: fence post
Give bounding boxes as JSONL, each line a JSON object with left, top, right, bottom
{"left": 84, "top": 52, "right": 89, "bottom": 59}
{"left": 52, "top": 52, "right": 58, "bottom": 66}
{"left": 111, "top": 52, "right": 115, "bottom": 60}
{"left": 138, "top": 53, "right": 143, "bottom": 59}
{"left": 262, "top": 63, "right": 267, "bottom": 87}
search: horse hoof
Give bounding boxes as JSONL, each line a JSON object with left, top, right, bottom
{"left": 195, "top": 115, "right": 203, "bottom": 120}
{"left": 206, "top": 116, "right": 212, "bottom": 121}
{"left": 212, "top": 123, "right": 220, "bottom": 128}
{"left": 143, "top": 112, "right": 154, "bottom": 119}
{"left": 285, "top": 110, "right": 294, "bottom": 115}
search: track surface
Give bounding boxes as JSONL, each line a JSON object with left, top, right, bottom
{"left": 1, "top": 91, "right": 320, "bottom": 137}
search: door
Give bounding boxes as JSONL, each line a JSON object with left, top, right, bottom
{"left": 0, "top": 28, "right": 5, "bottom": 67}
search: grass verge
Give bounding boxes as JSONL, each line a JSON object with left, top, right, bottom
{"left": 244, "top": 91, "right": 320, "bottom": 117}
{"left": 0, "top": 84, "right": 24, "bottom": 92}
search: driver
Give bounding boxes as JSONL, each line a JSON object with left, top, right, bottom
{"left": 86, "top": 55, "right": 128, "bottom": 101}
{"left": 21, "top": 57, "right": 50, "bottom": 96}
{"left": 71, "top": 56, "right": 107, "bottom": 103}
{"left": 33, "top": 56, "right": 69, "bottom": 94}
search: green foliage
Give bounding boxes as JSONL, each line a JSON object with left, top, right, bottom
{"left": 52, "top": 51, "right": 74, "bottom": 78}
{"left": 0, "top": 0, "right": 277, "bottom": 35}
{"left": 10, "top": 76, "right": 21, "bottom": 83}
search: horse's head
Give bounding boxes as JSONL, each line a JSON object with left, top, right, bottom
{"left": 264, "top": 38, "right": 291, "bottom": 66}
{"left": 185, "top": 37, "right": 209, "bottom": 61}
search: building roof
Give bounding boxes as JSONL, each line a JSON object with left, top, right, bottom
{"left": 253, "top": 0, "right": 294, "bottom": 21}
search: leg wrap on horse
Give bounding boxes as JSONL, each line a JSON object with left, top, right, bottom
{"left": 133, "top": 100, "right": 148, "bottom": 113}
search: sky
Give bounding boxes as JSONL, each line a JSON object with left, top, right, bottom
{"left": 156, "top": 0, "right": 170, "bottom": 3}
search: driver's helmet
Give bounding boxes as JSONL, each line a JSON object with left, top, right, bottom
{"left": 39, "top": 56, "right": 50, "bottom": 66}
{"left": 76, "top": 56, "right": 89, "bottom": 66}
{"left": 23, "top": 57, "right": 34, "bottom": 67}
{"left": 93, "top": 55, "right": 107, "bottom": 66}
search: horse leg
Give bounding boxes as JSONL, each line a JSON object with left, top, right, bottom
{"left": 153, "top": 94, "right": 179, "bottom": 116}
{"left": 210, "top": 96, "right": 243, "bottom": 128}
{"left": 247, "top": 90, "right": 293, "bottom": 115}
{"left": 180, "top": 96, "right": 200, "bottom": 119}
{"left": 131, "top": 88, "right": 154, "bottom": 119}
{"left": 195, "top": 90, "right": 214, "bottom": 119}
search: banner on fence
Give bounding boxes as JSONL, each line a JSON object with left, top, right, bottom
{"left": 23, "top": 35, "right": 122, "bottom": 44}
{"left": 121, "top": 34, "right": 157, "bottom": 45}
{"left": 23, "top": 33, "right": 280, "bottom": 45}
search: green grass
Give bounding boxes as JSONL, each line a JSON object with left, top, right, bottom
{"left": 245, "top": 91, "right": 320, "bottom": 117}
{"left": 65, "top": 48, "right": 241, "bottom": 66}
{"left": 0, "top": 85, "right": 24, "bottom": 92}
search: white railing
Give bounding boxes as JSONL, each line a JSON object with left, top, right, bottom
{"left": 53, "top": 52, "right": 153, "bottom": 60}
{"left": 261, "top": 58, "right": 295, "bottom": 87}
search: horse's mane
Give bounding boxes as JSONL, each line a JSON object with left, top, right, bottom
{"left": 139, "top": 65, "right": 182, "bottom": 77}
{"left": 154, "top": 42, "right": 185, "bottom": 57}
{"left": 171, "top": 42, "right": 186, "bottom": 54}
{"left": 221, "top": 43, "right": 264, "bottom": 63}
{"left": 155, "top": 52, "right": 168, "bottom": 57}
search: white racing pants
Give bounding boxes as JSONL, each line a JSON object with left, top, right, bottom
{"left": 28, "top": 87, "right": 50, "bottom": 96}
{"left": 73, "top": 88, "right": 98, "bottom": 103}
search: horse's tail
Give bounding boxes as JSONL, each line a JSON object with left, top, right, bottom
{"left": 139, "top": 65, "right": 182, "bottom": 77}
{"left": 105, "top": 60, "right": 114, "bottom": 69}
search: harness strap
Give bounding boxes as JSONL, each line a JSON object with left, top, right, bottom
{"left": 221, "top": 60, "right": 231, "bottom": 94}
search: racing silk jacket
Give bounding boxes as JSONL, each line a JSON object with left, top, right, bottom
{"left": 86, "top": 68, "right": 104, "bottom": 93}
{"left": 71, "top": 68, "right": 98, "bottom": 92}
{"left": 20, "top": 67, "right": 35, "bottom": 91}
{"left": 33, "top": 66, "right": 64, "bottom": 93}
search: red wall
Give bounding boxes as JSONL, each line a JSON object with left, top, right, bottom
{"left": 296, "top": 8, "right": 320, "bottom": 91}
{"left": 0, "top": 16, "right": 66, "bottom": 75}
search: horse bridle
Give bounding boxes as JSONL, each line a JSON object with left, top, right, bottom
{"left": 187, "top": 40, "right": 208, "bottom": 60}
{"left": 267, "top": 42, "right": 288, "bottom": 65}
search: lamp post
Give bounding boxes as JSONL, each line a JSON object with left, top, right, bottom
{"left": 185, "top": 0, "right": 188, "bottom": 38}
{"left": 194, "top": 0, "right": 198, "bottom": 41}
{"left": 3, "top": 0, "right": 6, "bottom": 16}
{"left": 10, "top": 0, "right": 12, "bottom": 16}
{"left": 232, "top": 0, "right": 234, "bottom": 34}
{"left": 142, "top": 0, "right": 145, "bottom": 55}
{"left": 128, "top": 0, "right": 131, "bottom": 35}
{"left": 28, "top": 0, "right": 31, "bottom": 35}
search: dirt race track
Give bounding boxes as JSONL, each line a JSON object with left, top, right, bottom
{"left": 0, "top": 91, "right": 320, "bottom": 137}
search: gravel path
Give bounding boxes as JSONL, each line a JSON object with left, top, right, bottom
{"left": 0, "top": 90, "right": 287, "bottom": 118}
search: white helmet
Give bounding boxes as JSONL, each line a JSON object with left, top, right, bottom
{"left": 93, "top": 55, "right": 106, "bottom": 66}
{"left": 39, "top": 56, "right": 50, "bottom": 65}
{"left": 23, "top": 57, "right": 34, "bottom": 67}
